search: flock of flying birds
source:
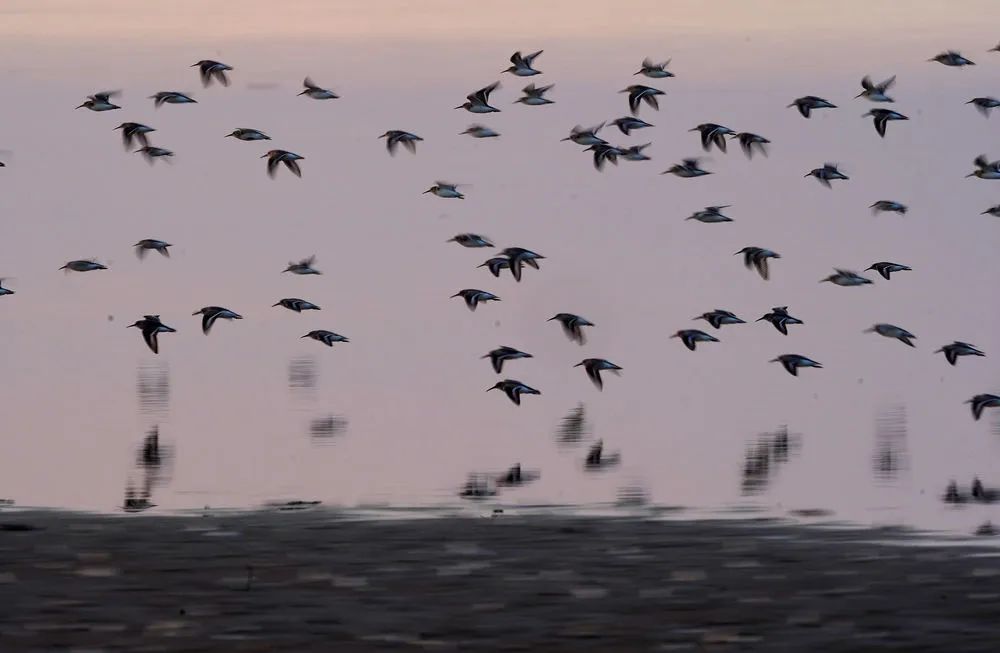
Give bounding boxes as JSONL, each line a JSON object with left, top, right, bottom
{"left": 4, "top": 45, "right": 1000, "bottom": 434}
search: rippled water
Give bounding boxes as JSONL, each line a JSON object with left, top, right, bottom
{"left": 1, "top": 0, "right": 999, "bottom": 536}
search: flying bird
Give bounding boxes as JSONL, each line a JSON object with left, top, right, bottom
{"left": 968, "top": 155, "right": 1000, "bottom": 179}
{"left": 731, "top": 132, "right": 770, "bottom": 159}
{"left": 483, "top": 346, "right": 533, "bottom": 374}
{"left": 302, "top": 330, "right": 349, "bottom": 346}
{"left": 193, "top": 306, "right": 242, "bottom": 334}
{"left": 447, "top": 233, "right": 493, "bottom": 248}
{"left": 789, "top": 96, "right": 836, "bottom": 118}
{"left": 771, "top": 354, "right": 822, "bottom": 377}
{"left": 863, "top": 108, "right": 908, "bottom": 137}
{"left": 0, "top": 279, "right": 14, "bottom": 296}
{"left": 379, "top": 130, "right": 422, "bottom": 155}
{"left": 60, "top": 259, "right": 107, "bottom": 272}
{"left": 478, "top": 257, "right": 511, "bottom": 278}
{"left": 585, "top": 143, "right": 624, "bottom": 170}
{"left": 820, "top": 269, "right": 873, "bottom": 286}
{"left": 621, "top": 143, "right": 651, "bottom": 161}
{"left": 500, "top": 247, "right": 544, "bottom": 282}
{"left": 870, "top": 200, "right": 907, "bottom": 215}
{"left": 620, "top": 85, "right": 664, "bottom": 115}
{"left": 451, "top": 289, "right": 500, "bottom": 311}
{"left": 135, "top": 146, "right": 173, "bottom": 164}
{"left": 226, "top": 128, "right": 270, "bottom": 141}
{"left": 192, "top": 60, "right": 232, "bottom": 87}
{"left": 134, "top": 239, "right": 171, "bottom": 259}
{"left": 150, "top": 91, "right": 196, "bottom": 107}
{"left": 686, "top": 205, "right": 732, "bottom": 223}
{"left": 929, "top": 51, "right": 975, "bottom": 67}
{"left": 635, "top": 57, "right": 674, "bottom": 78}
{"left": 423, "top": 181, "right": 464, "bottom": 198}
{"left": 856, "top": 75, "right": 896, "bottom": 102}
{"left": 662, "top": 158, "right": 711, "bottom": 178}
{"left": 691, "top": 123, "right": 736, "bottom": 152}
{"left": 806, "top": 163, "right": 849, "bottom": 188}
{"left": 694, "top": 309, "right": 745, "bottom": 329}
{"left": 967, "top": 97, "right": 1000, "bottom": 116}
{"left": 114, "top": 122, "right": 154, "bottom": 149}
{"left": 864, "top": 323, "right": 916, "bottom": 347}
{"left": 981, "top": 205, "right": 1000, "bottom": 217}
{"left": 77, "top": 91, "right": 120, "bottom": 111}
{"left": 966, "top": 394, "right": 1000, "bottom": 421}
{"left": 514, "top": 83, "right": 554, "bottom": 105}
{"left": 504, "top": 50, "right": 543, "bottom": 76}
{"left": 936, "top": 342, "right": 985, "bottom": 366}
{"left": 128, "top": 315, "right": 176, "bottom": 354}
{"left": 866, "top": 261, "right": 911, "bottom": 280}
{"left": 610, "top": 116, "right": 653, "bottom": 135}
{"left": 262, "top": 150, "right": 303, "bottom": 178}
{"left": 456, "top": 82, "right": 501, "bottom": 113}
{"left": 461, "top": 124, "right": 500, "bottom": 138}
{"left": 273, "top": 298, "right": 321, "bottom": 313}
{"left": 298, "top": 77, "right": 338, "bottom": 99}
{"left": 283, "top": 256, "right": 321, "bottom": 275}
{"left": 575, "top": 359, "right": 622, "bottom": 390}
{"left": 548, "top": 313, "right": 593, "bottom": 345}
{"left": 757, "top": 306, "right": 803, "bottom": 336}
{"left": 671, "top": 329, "right": 719, "bottom": 351}
{"left": 735, "top": 247, "right": 780, "bottom": 280}
{"left": 487, "top": 379, "right": 541, "bottom": 406}
{"left": 561, "top": 123, "right": 607, "bottom": 146}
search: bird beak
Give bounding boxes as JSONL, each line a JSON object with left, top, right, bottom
{"left": 573, "top": 362, "right": 583, "bottom": 367}
{"left": 453, "top": 105, "right": 464, "bottom": 110}
{"left": 191, "top": 311, "right": 200, "bottom": 316}
{"left": 422, "top": 189, "right": 432, "bottom": 194}
{"left": 260, "top": 154, "right": 268, "bottom": 158}
{"left": 486, "top": 386, "right": 496, "bottom": 392}
{"left": 271, "top": 303, "right": 280, "bottom": 307}
{"left": 127, "top": 323, "right": 136, "bottom": 328}
{"left": 300, "top": 334, "right": 309, "bottom": 338}
{"left": 966, "top": 173, "right": 976, "bottom": 177}
{"left": 75, "top": 103, "right": 86, "bottom": 109}
{"left": 225, "top": 133, "right": 234, "bottom": 137}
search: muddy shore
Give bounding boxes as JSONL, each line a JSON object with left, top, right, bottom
{"left": 1, "top": 510, "right": 999, "bottom": 651}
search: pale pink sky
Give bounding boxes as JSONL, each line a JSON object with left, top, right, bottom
{"left": 1, "top": 1, "right": 999, "bottom": 534}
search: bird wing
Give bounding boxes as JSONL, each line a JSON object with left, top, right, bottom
{"left": 303, "top": 77, "right": 319, "bottom": 90}
{"left": 523, "top": 50, "right": 543, "bottom": 65}
{"left": 860, "top": 75, "right": 873, "bottom": 91}
{"left": 474, "top": 82, "right": 500, "bottom": 104}
{"left": 142, "top": 328, "right": 159, "bottom": 354}
{"left": 586, "top": 364, "right": 604, "bottom": 390}
{"left": 201, "top": 311, "right": 217, "bottom": 335}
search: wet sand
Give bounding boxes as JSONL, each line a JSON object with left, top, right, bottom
{"left": 1, "top": 510, "right": 999, "bottom": 651}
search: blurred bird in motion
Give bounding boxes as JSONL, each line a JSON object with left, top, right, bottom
{"left": 193, "top": 60, "right": 233, "bottom": 87}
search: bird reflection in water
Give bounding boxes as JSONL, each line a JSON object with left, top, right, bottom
{"left": 494, "top": 463, "right": 540, "bottom": 488}
{"left": 872, "top": 404, "right": 908, "bottom": 483}
{"left": 288, "top": 356, "right": 318, "bottom": 403}
{"left": 556, "top": 402, "right": 589, "bottom": 445}
{"left": 309, "top": 414, "right": 348, "bottom": 442}
{"left": 459, "top": 473, "right": 497, "bottom": 500}
{"left": 741, "top": 425, "right": 800, "bottom": 495}
{"left": 584, "top": 439, "right": 621, "bottom": 471}
{"left": 136, "top": 362, "right": 169, "bottom": 417}
{"left": 123, "top": 425, "right": 173, "bottom": 512}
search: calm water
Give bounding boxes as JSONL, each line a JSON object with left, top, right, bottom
{"left": 1, "top": 1, "right": 999, "bottom": 535}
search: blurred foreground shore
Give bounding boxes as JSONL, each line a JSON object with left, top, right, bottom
{"left": 1, "top": 510, "right": 999, "bottom": 651}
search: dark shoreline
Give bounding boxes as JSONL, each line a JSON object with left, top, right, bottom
{"left": 2, "top": 510, "right": 999, "bottom": 651}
